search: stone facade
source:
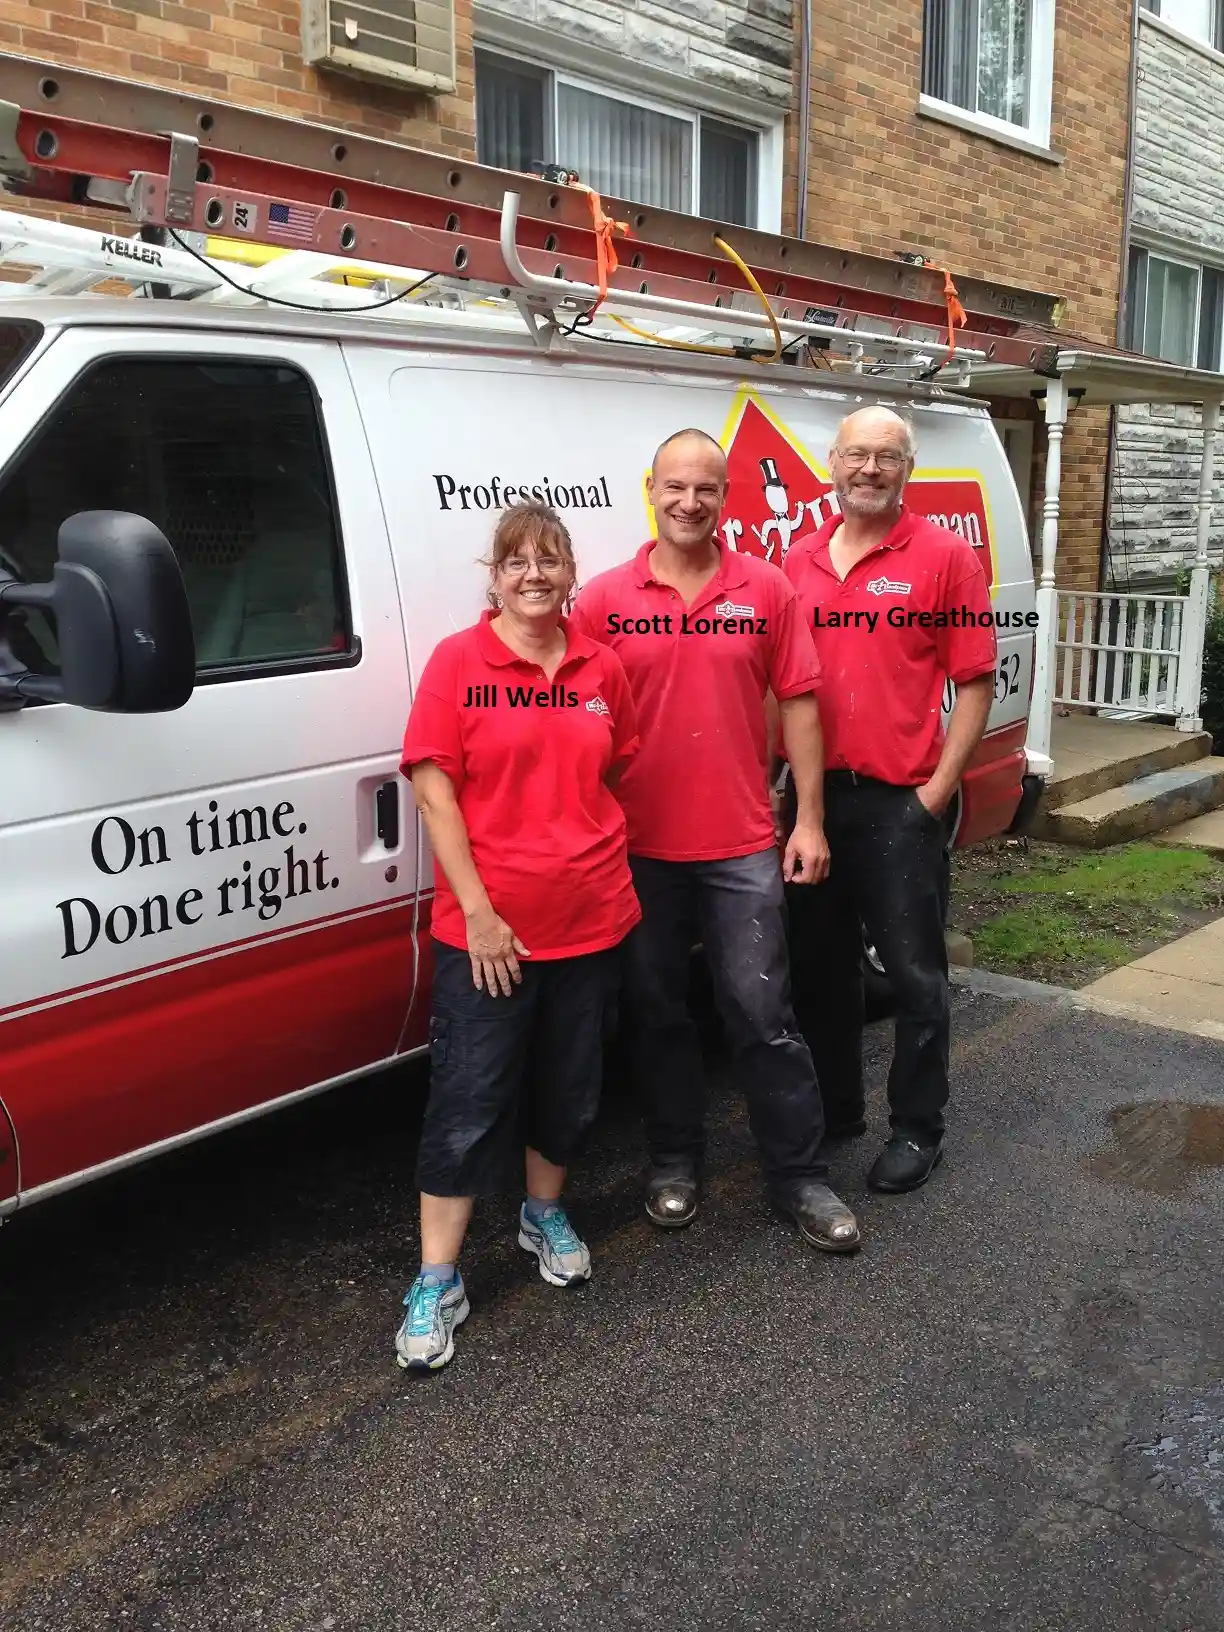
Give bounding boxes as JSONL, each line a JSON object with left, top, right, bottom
{"left": 1110, "top": 17, "right": 1224, "bottom": 586}
{"left": 476, "top": 0, "right": 793, "bottom": 110}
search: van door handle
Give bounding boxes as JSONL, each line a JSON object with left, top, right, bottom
{"left": 375, "top": 780, "right": 399, "bottom": 850}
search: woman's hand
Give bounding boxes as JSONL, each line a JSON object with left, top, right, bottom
{"left": 466, "top": 905, "right": 531, "bottom": 996}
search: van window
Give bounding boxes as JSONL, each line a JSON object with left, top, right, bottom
{"left": 0, "top": 357, "right": 351, "bottom": 681}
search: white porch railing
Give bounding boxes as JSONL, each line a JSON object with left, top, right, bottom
{"left": 1055, "top": 591, "right": 1189, "bottom": 718}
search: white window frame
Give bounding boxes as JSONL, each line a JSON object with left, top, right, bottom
{"left": 919, "top": 0, "right": 1057, "bottom": 152}
{"left": 473, "top": 44, "right": 782, "bottom": 232}
{"left": 1140, "top": 0, "right": 1224, "bottom": 55}
{"left": 1134, "top": 250, "right": 1204, "bottom": 367}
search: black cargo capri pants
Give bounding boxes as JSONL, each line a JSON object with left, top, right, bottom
{"left": 415, "top": 939, "right": 621, "bottom": 1196}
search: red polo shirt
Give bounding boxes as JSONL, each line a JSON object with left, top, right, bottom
{"left": 784, "top": 509, "right": 997, "bottom": 787}
{"left": 401, "top": 612, "right": 642, "bottom": 959}
{"left": 570, "top": 542, "right": 820, "bottom": 861}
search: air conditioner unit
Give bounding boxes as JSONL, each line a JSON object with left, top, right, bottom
{"left": 301, "top": 0, "right": 456, "bottom": 95}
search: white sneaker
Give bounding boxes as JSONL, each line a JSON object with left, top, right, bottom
{"left": 517, "top": 1203, "right": 592, "bottom": 1287}
{"left": 394, "top": 1272, "right": 470, "bottom": 1370}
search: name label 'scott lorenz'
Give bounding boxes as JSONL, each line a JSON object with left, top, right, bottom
{"left": 605, "top": 613, "right": 768, "bottom": 635}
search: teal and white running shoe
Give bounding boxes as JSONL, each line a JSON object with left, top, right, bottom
{"left": 394, "top": 1272, "right": 470, "bottom": 1371}
{"left": 517, "top": 1203, "right": 592, "bottom": 1287}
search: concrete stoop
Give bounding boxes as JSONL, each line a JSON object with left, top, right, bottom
{"left": 1034, "top": 758, "right": 1224, "bottom": 849}
{"left": 1038, "top": 729, "right": 1213, "bottom": 813}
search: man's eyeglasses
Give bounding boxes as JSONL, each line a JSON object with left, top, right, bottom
{"left": 500, "top": 555, "right": 568, "bottom": 575}
{"left": 834, "top": 447, "right": 908, "bottom": 473}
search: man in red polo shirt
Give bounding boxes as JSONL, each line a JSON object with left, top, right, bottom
{"left": 783, "top": 406, "right": 996, "bottom": 1194}
{"left": 570, "top": 428, "right": 859, "bottom": 1254}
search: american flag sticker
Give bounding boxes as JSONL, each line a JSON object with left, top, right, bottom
{"left": 231, "top": 200, "right": 258, "bottom": 235}
{"left": 266, "top": 201, "right": 317, "bottom": 246}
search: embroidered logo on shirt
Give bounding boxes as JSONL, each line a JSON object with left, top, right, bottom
{"left": 714, "top": 599, "right": 755, "bottom": 618}
{"left": 865, "top": 576, "right": 913, "bottom": 597}
{"left": 586, "top": 696, "right": 611, "bottom": 717}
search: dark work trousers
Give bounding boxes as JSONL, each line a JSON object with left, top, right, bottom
{"left": 623, "top": 846, "right": 827, "bottom": 1191}
{"left": 784, "top": 771, "right": 952, "bottom": 1142}
{"left": 415, "top": 939, "right": 621, "bottom": 1197}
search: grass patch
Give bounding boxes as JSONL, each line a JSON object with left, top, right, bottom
{"left": 950, "top": 839, "right": 1224, "bottom": 987}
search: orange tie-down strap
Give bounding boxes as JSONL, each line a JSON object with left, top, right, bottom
{"left": 930, "top": 263, "right": 968, "bottom": 354}
{"left": 570, "top": 184, "right": 631, "bottom": 313}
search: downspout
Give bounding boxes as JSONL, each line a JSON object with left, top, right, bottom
{"left": 1116, "top": 0, "right": 1142, "bottom": 349}
{"left": 795, "top": 0, "right": 812, "bottom": 239}
{"left": 1101, "top": 0, "right": 1143, "bottom": 592}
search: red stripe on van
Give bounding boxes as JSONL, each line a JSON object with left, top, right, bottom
{"left": 3, "top": 903, "right": 419, "bottom": 1195}
{"left": 957, "top": 719, "right": 1028, "bottom": 848}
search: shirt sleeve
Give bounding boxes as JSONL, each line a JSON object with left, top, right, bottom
{"left": 765, "top": 573, "right": 822, "bottom": 699}
{"left": 938, "top": 550, "right": 998, "bottom": 684}
{"left": 568, "top": 585, "right": 606, "bottom": 645}
{"left": 400, "top": 641, "right": 465, "bottom": 785}
{"left": 602, "top": 651, "right": 640, "bottom": 772}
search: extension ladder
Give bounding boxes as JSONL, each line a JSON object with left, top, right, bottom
{"left": 0, "top": 51, "right": 1063, "bottom": 379}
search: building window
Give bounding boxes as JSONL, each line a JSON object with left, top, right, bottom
{"left": 475, "top": 48, "right": 765, "bottom": 227}
{"left": 1126, "top": 247, "right": 1224, "bottom": 369}
{"left": 921, "top": 0, "right": 1056, "bottom": 146}
{"left": 1140, "top": 0, "right": 1224, "bottom": 51}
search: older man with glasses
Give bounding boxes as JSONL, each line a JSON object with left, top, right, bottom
{"left": 779, "top": 406, "right": 997, "bottom": 1194}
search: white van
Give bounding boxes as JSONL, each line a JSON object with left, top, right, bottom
{"left": 0, "top": 296, "right": 1039, "bottom": 1216}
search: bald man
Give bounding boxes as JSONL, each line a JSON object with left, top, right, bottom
{"left": 781, "top": 407, "right": 997, "bottom": 1193}
{"left": 570, "top": 428, "right": 860, "bottom": 1254}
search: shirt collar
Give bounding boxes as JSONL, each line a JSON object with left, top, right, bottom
{"left": 473, "top": 608, "right": 594, "bottom": 669}
{"left": 632, "top": 538, "right": 749, "bottom": 590}
{"left": 807, "top": 506, "right": 918, "bottom": 574}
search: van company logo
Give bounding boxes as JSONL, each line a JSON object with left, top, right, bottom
{"left": 707, "top": 391, "right": 999, "bottom": 592}
{"left": 865, "top": 576, "right": 913, "bottom": 597}
{"left": 714, "top": 599, "right": 755, "bottom": 619}
{"left": 586, "top": 695, "right": 611, "bottom": 717}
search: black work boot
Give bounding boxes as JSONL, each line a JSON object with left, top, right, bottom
{"left": 645, "top": 1160, "right": 699, "bottom": 1229}
{"left": 774, "top": 1182, "right": 861, "bottom": 1253}
{"left": 822, "top": 1103, "right": 868, "bottom": 1141}
{"left": 867, "top": 1135, "right": 944, "bottom": 1193}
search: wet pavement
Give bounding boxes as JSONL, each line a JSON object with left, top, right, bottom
{"left": 3, "top": 986, "right": 1224, "bottom": 1630}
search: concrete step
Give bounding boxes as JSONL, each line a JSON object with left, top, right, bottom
{"left": 1154, "top": 807, "right": 1224, "bottom": 859}
{"left": 1033, "top": 757, "right": 1224, "bottom": 848}
{"left": 1042, "top": 727, "right": 1213, "bottom": 811}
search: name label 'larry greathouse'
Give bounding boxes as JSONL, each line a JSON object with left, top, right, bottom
{"left": 813, "top": 608, "right": 1039, "bottom": 632}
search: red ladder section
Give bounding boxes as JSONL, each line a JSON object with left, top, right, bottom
{"left": 0, "top": 53, "right": 1062, "bottom": 374}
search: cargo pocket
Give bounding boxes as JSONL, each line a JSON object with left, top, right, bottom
{"left": 428, "top": 1015, "right": 451, "bottom": 1070}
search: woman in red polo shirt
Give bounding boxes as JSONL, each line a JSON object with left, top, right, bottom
{"left": 394, "top": 502, "right": 641, "bottom": 1372}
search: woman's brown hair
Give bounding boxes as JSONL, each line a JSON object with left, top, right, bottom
{"left": 482, "top": 501, "right": 577, "bottom": 610}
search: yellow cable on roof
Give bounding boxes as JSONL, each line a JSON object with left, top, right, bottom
{"left": 608, "top": 234, "right": 783, "bottom": 361}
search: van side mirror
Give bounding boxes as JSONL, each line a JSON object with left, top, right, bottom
{"left": 0, "top": 511, "right": 195, "bottom": 713}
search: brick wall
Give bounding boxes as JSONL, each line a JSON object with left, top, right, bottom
{"left": 793, "top": 0, "right": 1133, "bottom": 591}
{"left": 0, "top": 0, "right": 476, "bottom": 155}
{"left": 1108, "top": 18, "right": 1224, "bottom": 586}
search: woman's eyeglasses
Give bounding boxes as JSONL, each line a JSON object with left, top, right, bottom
{"left": 500, "top": 556, "right": 568, "bottom": 575}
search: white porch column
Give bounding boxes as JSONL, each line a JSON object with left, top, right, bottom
{"left": 1028, "top": 375, "right": 1069, "bottom": 766}
{"left": 1173, "top": 397, "right": 1220, "bottom": 732}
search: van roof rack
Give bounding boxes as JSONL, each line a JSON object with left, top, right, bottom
{"left": 0, "top": 51, "right": 1063, "bottom": 382}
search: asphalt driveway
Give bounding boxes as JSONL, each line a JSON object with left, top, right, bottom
{"left": 2, "top": 986, "right": 1224, "bottom": 1630}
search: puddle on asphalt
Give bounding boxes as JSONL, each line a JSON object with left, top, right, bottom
{"left": 1085, "top": 1102, "right": 1224, "bottom": 1194}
